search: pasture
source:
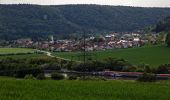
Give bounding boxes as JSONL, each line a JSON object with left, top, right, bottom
{"left": 0, "top": 48, "right": 35, "bottom": 54}
{"left": 53, "top": 46, "right": 170, "bottom": 67}
{"left": 0, "top": 54, "right": 46, "bottom": 59}
{"left": 0, "top": 77, "right": 170, "bottom": 100}
{"left": 0, "top": 48, "right": 47, "bottom": 59}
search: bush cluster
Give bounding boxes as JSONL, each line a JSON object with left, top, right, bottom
{"left": 51, "top": 73, "right": 64, "bottom": 80}
{"left": 0, "top": 57, "right": 60, "bottom": 78}
{"left": 137, "top": 73, "right": 156, "bottom": 82}
{"left": 68, "top": 75, "right": 77, "bottom": 80}
{"left": 69, "top": 58, "right": 132, "bottom": 72}
{"left": 36, "top": 73, "right": 46, "bottom": 80}
{"left": 24, "top": 74, "right": 36, "bottom": 80}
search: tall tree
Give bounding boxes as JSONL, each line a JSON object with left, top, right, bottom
{"left": 165, "top": 32, "right": 170, "bottom": 47}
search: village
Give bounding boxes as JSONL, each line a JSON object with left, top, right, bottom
{"left": 0, "top": 32, "right": 159, "bottom": 52}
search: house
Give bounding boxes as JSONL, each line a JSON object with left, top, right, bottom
{"left": 86, "top": 46, "right": 94, "bottom": 51}
{"left": 105, "top": 35, "right": 113, "bottom": 41}
{"left": 133, "top": 37, "right": 140, "bottom": 42}
{"left": 89, "top": 36, "right": 95, "bottom": 40}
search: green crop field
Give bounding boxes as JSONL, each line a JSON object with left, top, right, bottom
{"left": 0, "top": 48, "right": 36, "bottom": 54}
{"left": 0, "top": 77, "right": 170, "bottom": 100}
{"left": 53, "top": 45, "right": 170, "bottom": 67}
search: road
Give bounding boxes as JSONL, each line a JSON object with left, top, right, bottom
{"left": 37, "top": 50, "right": 81, "bottom": 62}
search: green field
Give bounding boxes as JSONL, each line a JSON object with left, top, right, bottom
{"left": 53, "top": 46, "right": 170, "bottom": 67}
{"left": 0, "top": 48, "right": 48, "bottom": 59}
{"left": 0, "top": 77, "right": 170, "bottom": 100}
{"left": 0, "top": 48, "right": 36, "bottom": 54}
{"left": 0, "top": 54, "right": 47, "bottom": 59}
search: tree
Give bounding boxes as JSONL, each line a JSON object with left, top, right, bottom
{"left": 156, "top": 64, "right": 170, "bottom": 74}
{"left": 165, "top": 32, "right": 170, "bottom": 47}
{"left": 156, "top": 32, "right": 166, "bottom": 44}
{"left": 137, "top": 73, "right": 156, "bottom": 82}
{"left": 36, "top": 73, "right": 46, "bottom": 80}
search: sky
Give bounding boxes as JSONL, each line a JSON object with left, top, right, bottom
{"left": 0, "top": 0, "right": 170, "bottom": 7}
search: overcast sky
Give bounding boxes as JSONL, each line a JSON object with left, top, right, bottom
{"left": 0, "top": 0, "right": 170, "bottom": 7}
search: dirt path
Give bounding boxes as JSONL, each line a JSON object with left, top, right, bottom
{"left": 37, "top": 50, "right": 81, "bottom": 62}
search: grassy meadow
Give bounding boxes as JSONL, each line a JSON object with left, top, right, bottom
{"left": 53, "top": 45, "right": 170, "bottom": 67}
{"left": 0, "top": 48, "right": 36, "bottom": 54}
{"left": 0, "top": 77, "right": 170, "bottom": 100}
{"left": 0, "top": 48, "right": 47, "bottom": 59}
{"left": 0, "top": 54, "right": 46, "bottom": 59}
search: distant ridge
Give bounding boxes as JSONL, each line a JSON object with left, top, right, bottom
{"left": 0, "top": 4, "right": 170, "bottom": 40}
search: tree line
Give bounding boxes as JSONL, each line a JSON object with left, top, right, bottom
{"left": 0, "top": 56, "right": 170, "bottom": 78}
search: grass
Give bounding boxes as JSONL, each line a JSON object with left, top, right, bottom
{"left": 0, "top": 48, "right": 48, "bottom": 59}
{"left": 53, "top": 45, "right": 170, "bottom": 67}
{"left": 0, "top": 54, "right": 47, "bottom": 59}
{"left": 0, "top": 77, "right": 170, "bottom": 100}
{"left": 0, "top": 48, "right": 36, "bottom": 54}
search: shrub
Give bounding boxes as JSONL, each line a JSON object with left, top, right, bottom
{"left": 136, "top": 69, "right": 144, "bottom": 72}
{"left": 68, "top": 75, "right": 77, "bottom": 80}
{"left": 137, "top": 73, "right": 156, "bottom": 82}
{"left": 122, "top": 66, "right": 136, "bottom": 72}
{"left": 165, "top": 32, "right": 170, "bottom": 47}
{"left": 51, "top": 73, "right": 64, "bottom": 80}
{"left": 104, "top": 58, "right": 129, "bottom": 71}
{"left": 144, "top": 66, "right": 152, "bottom": 73}
{"left": 36, "top": 73, "right": 46, "bottom": 80}
{"left": 42, "top": 63, "right": 60, "bottom": 70}
{"left": 156, "top": 64, "right": 170, "bottom": 74}
{"left": 24, "top": 74, "right": 36, "bottom": 80}
{"left": 15, "top": 68, "right": 43, "bottom": 78}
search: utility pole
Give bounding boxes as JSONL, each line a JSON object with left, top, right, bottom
{"left": 77, "top": 31, "right": 95, "bottom": 74}
{"left": 82, "top": 31, "right": 94, "bottom": 71}
{"left": 83, "top": 31, "right": 86, "bottom": 67}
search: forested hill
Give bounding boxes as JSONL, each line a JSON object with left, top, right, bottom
{"left": 1, "top": 4, "right": 170, "bottom": 40}
{"left": 154, "top": 17, "right": 170, "bottom": 33}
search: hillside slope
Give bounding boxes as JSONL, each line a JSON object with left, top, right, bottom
{"left": 1, "top": 4, "right": 170, "bottom": 40}
{"left": 154, "top": 17, "right": 170, "bottom": 32}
